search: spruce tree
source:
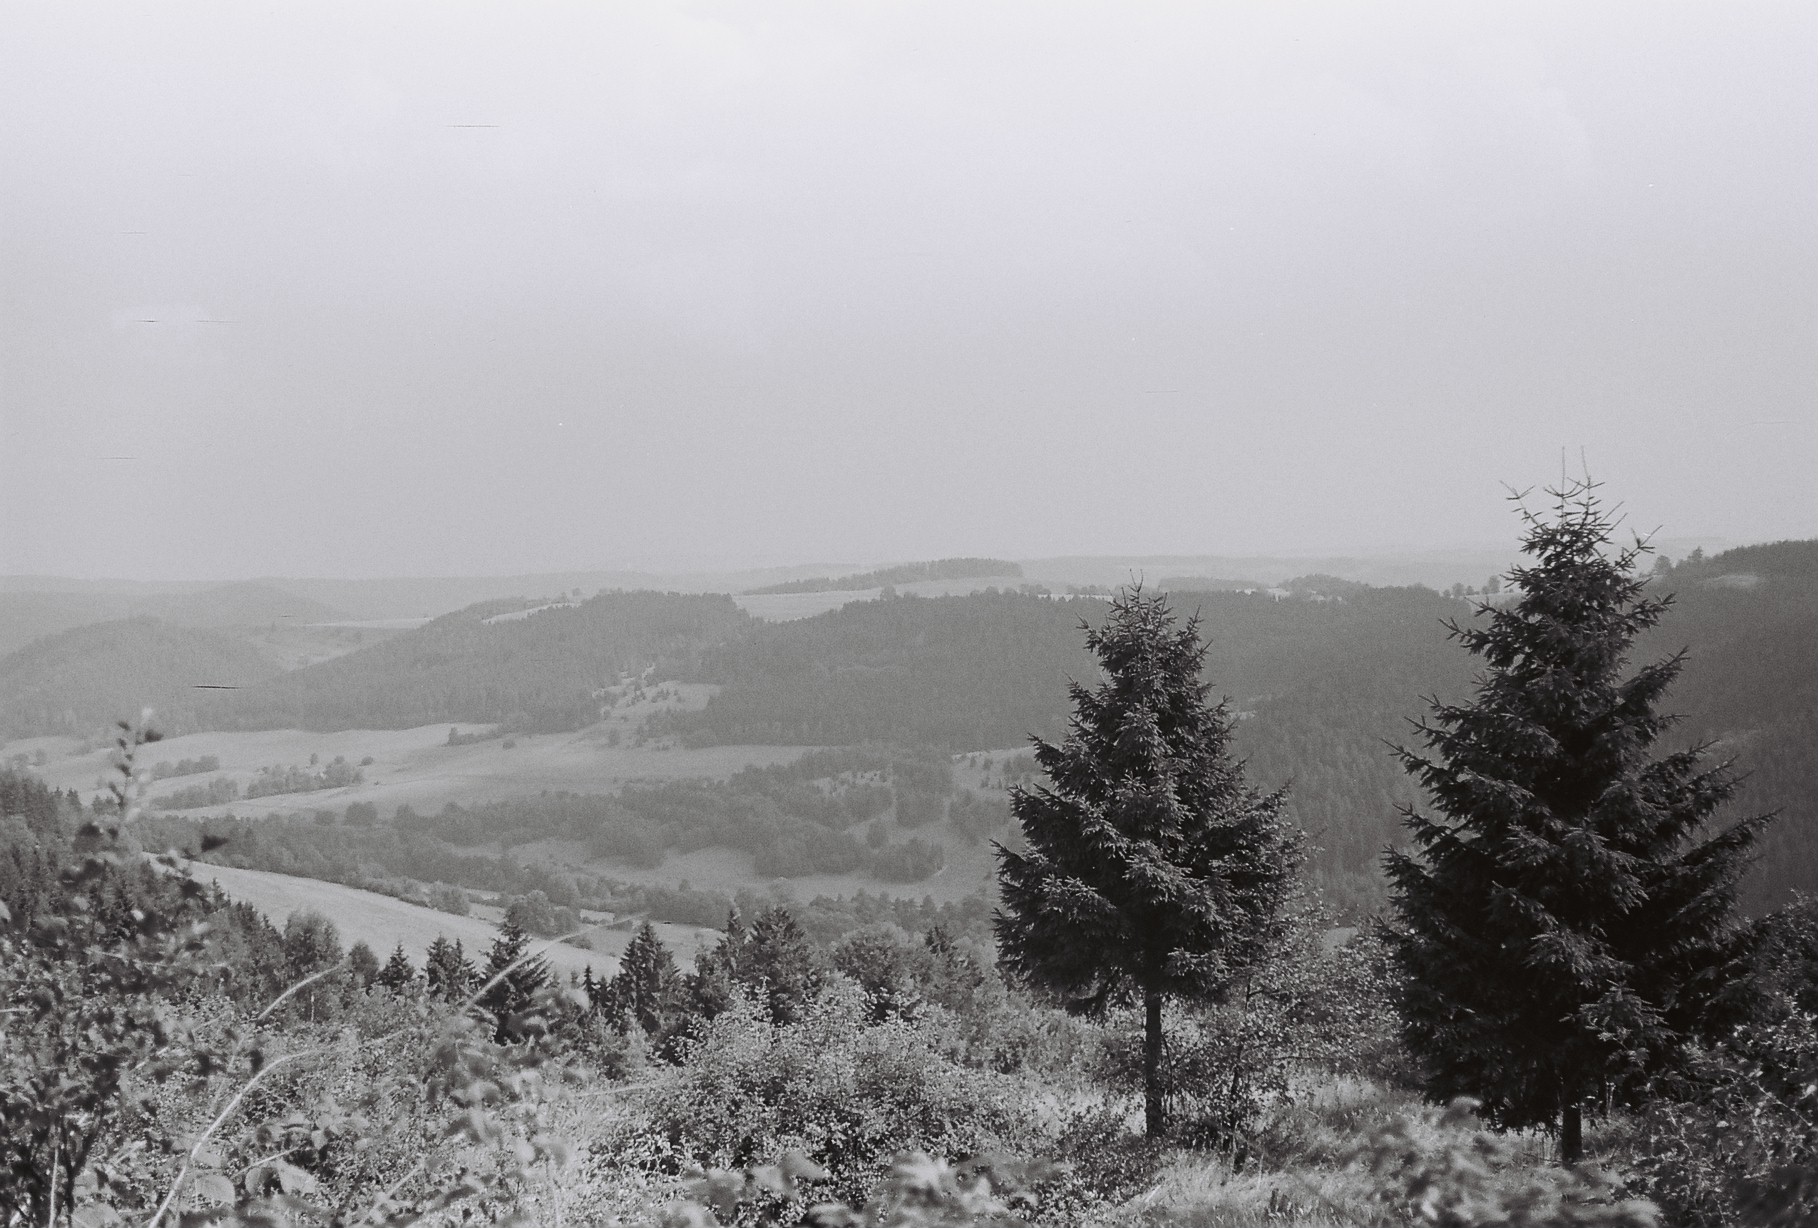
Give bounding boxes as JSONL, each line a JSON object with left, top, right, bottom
{"left": 743, "top": 906, "right": 823, "bottom": 1025}
{"left": 480, "top": 918, "right": 550, "bottom": 1041}
{"left": 681, "top": 907, "right": 748, "bottom": 1023}
{"left": 1386, "top": 480, "right": 1770, "bottom": 1163}
{"left": 376, "top": 943, "right": 416, "bottom": 991}
{"left": 425, "top": 936, "right": 472, "bottom": 1001}
{"left": 996, "top": 587, "right": 1302, "bottom": 1137}
{"left": 608, "top": 921, "right": 680, "bottom": 1036}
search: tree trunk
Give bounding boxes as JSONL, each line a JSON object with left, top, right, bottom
{"left": 1561, "top": 1102, "right": 1583, "bottom": 1165}
{"left": 1144, "top": 991, "right": 1165, "bottom": 1138}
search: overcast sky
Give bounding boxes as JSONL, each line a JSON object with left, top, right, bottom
{"left": 2, "top": 2, "right": 1813, "bottom": 579}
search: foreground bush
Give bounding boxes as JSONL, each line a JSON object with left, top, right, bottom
{"left": 638, "top": 980, "right": 1039, "bottom": 1204}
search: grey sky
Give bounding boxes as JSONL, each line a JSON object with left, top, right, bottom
{"left": 3, "top": 2, "right": 1813, "bottom": 580}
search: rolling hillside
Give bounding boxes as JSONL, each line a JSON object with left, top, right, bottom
{"left": 5, "top": 543, "right": 1810, "bottom": 911}
{"left": 197, "top": 590, "right": 751, "bottom": 733}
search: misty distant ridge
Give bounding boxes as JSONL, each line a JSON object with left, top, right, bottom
{"left": 0, "top": 536, "right": 1746, "bottom": 631}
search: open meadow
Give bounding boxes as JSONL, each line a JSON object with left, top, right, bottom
{"left": 177, "top": 860, "right": 616, "bottom": 979}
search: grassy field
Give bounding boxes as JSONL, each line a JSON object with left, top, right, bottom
{"left": 7, "top": 722, "right": 809, "bottom": 817}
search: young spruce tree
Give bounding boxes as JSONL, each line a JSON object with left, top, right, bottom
{"left": 1386, "top": 480, "right": 1770, "bottom": 1163}
{"left": 996, "top": 587, "right": 1301, "bottom": 1137}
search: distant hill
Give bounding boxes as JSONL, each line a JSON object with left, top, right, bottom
{"left": 265, "top": 567, "right": 862, "bottom": 620}
{"left": 0, "top": 592, "right": 141, "bottom": 657}
{"left": 0, "top": 582, "right": 347, "bottom": 658}
{"left": 745, "top": 558, "right": 1023, "bottom": 595}
{"left": 197, "top": 591, "right": 751, "bottom": 733}
{"left": 154, "top": 581, "right": 347, "bottom": 628}
{"left": 1642, "top": 540, "right": 1818, "bottom": 908}
{"left": 0, "top": 618, "right": 283, "bottom": 739}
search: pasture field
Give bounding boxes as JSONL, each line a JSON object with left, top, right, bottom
{"left": 6, "top": 722, "right": 810, "bottom": 817}
{"left": 177, "top": 860, "right": 621, "bottom": 979}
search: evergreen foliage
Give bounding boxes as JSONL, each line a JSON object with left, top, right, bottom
{"left": 1386, "top": 480, "right": 1772, "bottom": 1162}
{"left": 995, "top": 587, "right": 1302, "bottom": 1135}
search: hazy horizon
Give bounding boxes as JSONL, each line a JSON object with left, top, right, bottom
{"left": 5, "top": 3, "right": 1814, "bottom": 580}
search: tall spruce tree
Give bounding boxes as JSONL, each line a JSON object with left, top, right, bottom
{"left": 1386, "top": 480, "right": 1770, "bottom": 1163}
{"left": 996, "top": 587, "right": 1302, "bottom": 1137}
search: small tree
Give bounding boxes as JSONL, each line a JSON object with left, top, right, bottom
{"left": 1386, "top": 479, "right": 1771, "bottom": 1162}
{"left": 996, "top": 586, "right": 1302, "bottom": 1136}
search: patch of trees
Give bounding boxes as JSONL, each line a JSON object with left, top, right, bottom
{"left": 150, "top": 754, "right": 221, "bottom": 779}
{"left": 242, "top": 756, "right": 364, "bottom": 798}
{"left": 743, "top": 557, "right": 1023, "bottom": 595}
{"left": 152, "top": 775, "right": 240, "bottom": 810}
